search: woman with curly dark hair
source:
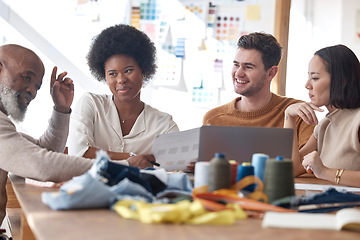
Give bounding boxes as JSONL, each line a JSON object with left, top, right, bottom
{"left": 67, "top": 24, "right": 179, "bottom": 168}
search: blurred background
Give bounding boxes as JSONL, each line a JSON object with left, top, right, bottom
{"left": 1, "top": 0, "right": 359, "bottom": 136}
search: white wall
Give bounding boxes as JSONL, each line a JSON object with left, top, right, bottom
{"left": 342, "top": 0, "right": 360, "bottom": 57}
{"left": 286, "top": 0, "right": 343, "bottom": 102}
{"left": 1, "top": 0, "right": 278, "bottom": 135}
{"left": 285, "top": 0, "right": 360, "bottom": 121}
{"left": 287, "top": 0, "right": 360, "bottom": 102}
{"left": 5, "top": 0, "right": 360, "bottom": 135}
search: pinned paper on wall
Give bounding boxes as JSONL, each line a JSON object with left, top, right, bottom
{"left": 207, "top": 2, "right": 217, "bottom": 27}
{"left": 153, "top": 54, "right": 182, "bottom": 86}
{"left": 180, "top": 0, "right": 206, "bottom": 20}
{"left": 175, "top": 38, "right": 185, "bottom": 58}
{"left": 192, "top": 86, "right": 219, "bottom": 107}
{"left": 140, "top": 0, "right": 161, "bottom": 20}
{"left": 159, "top": 22, "right": 174, "bottom": 54}
{"left": 131, "top": 6, "right": 141, "bottom": 29}
{"left": 141, "top": 22, "right": 158, "bottom": 41}
{"left": 245, "top": 5, "right": 261, "bottom": 21}
{"left": 212, "top": 4, "right": 245, "bottom": 42}
{"left": 201, "top": 58, "right": 225, "bottom": 92}
{"left": 214, "top": 15, "right": 243, "bottom": 41}
{"left": 356, "top": 9, "right": 360, "bottom": 42}
{"left": 214, "top": 59, "right": 225, "bottom": 90}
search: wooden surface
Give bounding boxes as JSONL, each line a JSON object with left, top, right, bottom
{"left": 9, "top": 174, "right": 360, "bottom": 240}
{"left": 6, "top": 179, "right": 21, "bottom": 209}
{"left": 6, "top": 178, "right": 21, "bottom": 240}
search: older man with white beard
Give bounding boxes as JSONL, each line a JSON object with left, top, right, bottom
{"left": 0, "top": 44, "right": 93, "bottom": 225}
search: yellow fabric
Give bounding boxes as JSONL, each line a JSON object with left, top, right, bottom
{"left": 193, "top": 174, "right": 268, "bottom": 202}
{"left": 113, "top": 199, "right": 247, "bottom": 225}
{"left": 232, "top": 175, "right": 268, "bottom": 202}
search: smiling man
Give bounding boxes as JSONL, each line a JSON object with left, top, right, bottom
{"left": 0, "top": 44, "right": 93, "bottom": 225}
{"left": 203, "top": 32, "right": 314, "bottom": 150}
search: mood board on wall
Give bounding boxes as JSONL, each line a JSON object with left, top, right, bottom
{"left": 127, "top": 0, "right": 273, "bottom": 106}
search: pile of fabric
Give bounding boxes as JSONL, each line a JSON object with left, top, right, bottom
{"left": 42, "top": 151, "right": 246, "bottom": 225}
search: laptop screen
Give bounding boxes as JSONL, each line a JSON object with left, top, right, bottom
{"left": 198, "top": 125, "right": 293, "bottom": 163}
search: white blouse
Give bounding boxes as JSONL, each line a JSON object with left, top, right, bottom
{"left": 67, "top": 92, "right": 179, "bottom": 158}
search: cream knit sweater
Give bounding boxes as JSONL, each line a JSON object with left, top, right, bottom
{"left": 315, "top": 108, "right": 360, "bottom": 170}
{"left": 0, "top": 110, "right": 93, "bottom": 225}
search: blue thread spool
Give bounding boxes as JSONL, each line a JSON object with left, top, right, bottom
{"left": 251, "top": 153, "right": 269, "bottom": 183}
{"left": 236, "top": 162, "right": 255, "bottom": 192}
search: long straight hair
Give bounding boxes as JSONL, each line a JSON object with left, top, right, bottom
{"left": 315, "top": 44, "right": 360, "bottom": 109}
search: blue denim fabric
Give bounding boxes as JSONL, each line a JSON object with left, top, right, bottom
{"left": 110, "top": 178, "right": 155, "bottom": 202}
{"left": 42, "top": 151, "right": 193, "bottom": 210}
{"left": 156, "top": 172, "right": 193, "bottom": 199}
{"left": 42, "top": 173, "right": 116, "bottom": 210}
{"left": 140, "top": 168, "right": 167, "bottom": 184}
{"left": 88, "top": 151, "right": 153, "bottom": 193}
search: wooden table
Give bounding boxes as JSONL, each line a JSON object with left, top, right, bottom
{"left": 9, "top": 174, "right": 360, "bottom": 240}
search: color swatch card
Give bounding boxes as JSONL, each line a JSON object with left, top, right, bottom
{"left": 207, "top": 2, "right": 217, "bottom": 27}
{"left": 140, "top": 0, "right": 161, "bottom": 20}
{"left": 180, "top": 0, "right": 206, "bottom": 20}
{"left": 131, "top": 6, "right": 141, "bottom": 29}
{"left": 153, "top": 53, "right": 182, "bottom": 86}
{"left": 213, "top": 58, "right": 225, "bottom": 90}
{"left": 213, "top": 5, "right": 244, "bottom": 42}
{"left": 174, "top": 37, "right": 185, "bottom": 58}
{"left": 177, "top": 0, "right": 207, "bottom": 41}
{"left": 214, "top": 15, "right": 242, "bottom": 41}
{"left": 192, "top": 87, "right": 219, "bottom": 108}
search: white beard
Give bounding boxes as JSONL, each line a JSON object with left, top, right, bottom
{"left": 0, "top": 84, "right": 27, "bottom": 122}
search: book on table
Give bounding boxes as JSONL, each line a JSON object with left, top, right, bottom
{"left": 262, "top": 208, "right": 360, "bottom": 231}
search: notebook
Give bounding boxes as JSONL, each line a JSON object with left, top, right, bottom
{"left": 151, "top": 125, "right": 293, "bottom": 171}
{"left": 198, "top": 125, "right": 293, "bottom": 163}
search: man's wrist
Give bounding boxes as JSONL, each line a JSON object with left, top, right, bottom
{"left": 54, "top": 106, "right": 71, "bottom": 114}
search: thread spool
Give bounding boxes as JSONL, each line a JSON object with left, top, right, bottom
{"left": 251, "top": 153, "right": 269, "bottom": 182}
{"left": 229, "top": 160, "right": 239, "bottom": 185}
{"left": 263, "top": 156, "right": 295, "bottom": 203}
{"left": 194, "top": 161, "right": 210, "bottom": 188}
{"left": 208, "top": 153, "right": 231, "bottom": 192}
{"left": 236, "top": 162, "right": 255, "bottom": 192}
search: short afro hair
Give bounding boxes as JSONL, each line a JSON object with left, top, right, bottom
{"left": 87, "top": 24, "right": 157, "bottom": 84}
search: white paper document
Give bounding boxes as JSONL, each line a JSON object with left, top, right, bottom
{"left": 151, "top": 128, "right": 200, "bottom": 171}
{"left": 295, "top": 183, "right": 360, "bottom": 193}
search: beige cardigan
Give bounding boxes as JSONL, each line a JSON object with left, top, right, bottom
{"left": 315, "top": 108, "right": 360, "bottom": 170}
{"left": 0, "top": 110, "right": 93, "bottom": 225}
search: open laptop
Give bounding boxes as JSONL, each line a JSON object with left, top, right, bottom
{"left": 151, "top": 125, "right": 293, "bottom": 171}
{"left": 198, "top": 125, "right": 293, "bottom": 163}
